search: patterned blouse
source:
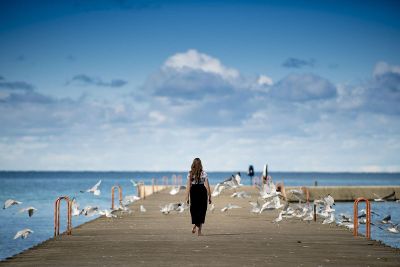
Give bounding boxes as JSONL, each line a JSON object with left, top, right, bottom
{"left": 187, "top": 170, "right": 208, "bottom": 185}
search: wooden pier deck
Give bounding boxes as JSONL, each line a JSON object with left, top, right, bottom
{"left": 1, "top": 187, "right": 399, "bottom": 266}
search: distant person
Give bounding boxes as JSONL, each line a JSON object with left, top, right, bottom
{"left": 248, "top": 165, "right": 254, "bottom": 185}
{"left": 185, "top": 158, "right": 212, "bottom": 236}
{"left": 261, "top": 164, "right": 287, "bottom": 201}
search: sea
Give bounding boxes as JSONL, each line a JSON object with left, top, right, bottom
{"left": 0, "top": 171, "right": 399, "bottom": 260}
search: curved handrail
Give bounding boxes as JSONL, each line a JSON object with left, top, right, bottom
{"left": 54, "top": 196, "right": 72, "bottom": 237}
{"left": 111, "top": 185, "right": 123, "bottom": 210}
{"left": 353, "top": 197, "right": 371, "bottom": 239}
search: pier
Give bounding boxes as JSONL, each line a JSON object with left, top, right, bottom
{"left": 1, "top": 186, "right": 399, "bottom": 266}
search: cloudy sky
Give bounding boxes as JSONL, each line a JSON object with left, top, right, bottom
{"left": 0, "top": 0, "right": 399, "bottom": 172}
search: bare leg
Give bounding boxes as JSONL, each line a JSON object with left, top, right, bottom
{"left": 192, "top": 224, "right": 196, "bottom": 234}
{"left": 198, "top": 224, "right": 203, "bottom": 236}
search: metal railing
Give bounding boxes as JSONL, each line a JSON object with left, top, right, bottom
{"left": 353, "top": 197, "right": 371, "bottom": 239}
{"left": 111, "top": 185, "right": 123, "bottom": 210}
{"left": 54, "top": 196, "right": 72, "bottom": 237}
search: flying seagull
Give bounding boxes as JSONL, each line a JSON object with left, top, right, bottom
{"left": 130, "top": 179, "right": 138, "bottom": 187}
{"left": 3, "top": 199, "right": 22, "bottom": 209}
{"left": 14, "top": 229, "right": 33, "bottom": 240}
{"left": 71, "top": 198, "right": 80, "bottom": 216}
{"left": 381, "top": 214, "right": 391, "bottom": 224}
{"left": 19, "top": 207, "right": 37, "bottom": 217}
{"left": 85, "top": 180, "right": 102, "bottom": 196}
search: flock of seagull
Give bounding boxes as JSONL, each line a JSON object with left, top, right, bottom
{"left": 2, "top": 179, "right": 146, "bottom": 240}
{"left": 165, "top": 173, "right": 400, "bottom": 236}
{"left": 3, "top": 175, "right": 399, "bottom": 242}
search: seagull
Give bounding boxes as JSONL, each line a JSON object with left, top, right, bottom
{"left": 221, "top": 203, "right": 241, "bottom": 212}
{"left": 86, "top": 180, "right": 101, "bottom": 196}
{"left": 303, "top": 212, "right": 314, "bottom": 221}
{"left": 231, "top": 191, "right": 250, "bottom": 199}
{"left": 211, "top": 183, "right": 225, "bottom": 197}
{"left": 160, "top": 204, "right": 170, "bottom": 214}
{"left": 19, "top": 207, "right": 37, "bottom": 217}
{"left": 273, "top": 211, "right": 283, "bottom": 223}
{"left": 359, "top": 217, "right": 367, "bottom": 224}
{"left": 80, "top": 206, "right": 98, "bottom": 216}
{"left": 14, "top": 229, "right": 34, "bottom": 240}
{"left": 322, "top": 213, "right": 335, "bottom": 224}
{"left": 122, "top": 195, "right": 140, "bottom": 206}
{"left": 339, "top": 213, "right": 351, "bottom": 223}
{"left": 337, "top": 221, "right": 354, "bottom": 230}
{"left": 289, "top": 189, "right": 305, "bottom": 203}
{"left": 169, "top": 186, "right": 180, "bottom": 195}
{"left": 130, "top": 179, "right": 138, "bottom": 187}
{"left": 387, "top": 224, "right": 399, "bottom": 234}
{"left": 222, "top": 175, "right": 240, "bottom": 189}
{"left": 259, "top": 201, "right": 272, "bottom": 214}
{"left": 116, "top": 204, "right": 131, "bottom": 214}
{"left": 3, "top": 199, "right": 22, "bottom": 209}
{"left": 323, "top": 195, "right": 335, "bottom": 207}
{"left": 140, "top": 205, "right": 146, "bottom": 212}
{"left": 373, "top": 193, "right": 385, "bottom": 202}
{"left": 71, "top": 198, "right": 80, "bottom": 216}
{"left": 99, "top": 209, "right": 116, "bottom": 218}
{"left": 209, "top": 203, "right": 215, "bottom": 213}
{"left": 160, "top": 202, "right": 184, "bottom": 214}
{"left": 249, "top": 201, "right": 261, "bottom": 213}
{"left": 381, "top": 214, "right": 391, "bottom": 224}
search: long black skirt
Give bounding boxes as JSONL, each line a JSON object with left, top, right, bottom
{"left": 190, "top": 184, "right": 208, "bottom": 227}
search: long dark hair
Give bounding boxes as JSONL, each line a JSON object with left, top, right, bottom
{"left": 190, "top": 158, "right": 203, "bottom": 183}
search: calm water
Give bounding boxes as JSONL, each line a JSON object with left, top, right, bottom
{"left": 0, "top": 171, "right": 399, "bottom": 260}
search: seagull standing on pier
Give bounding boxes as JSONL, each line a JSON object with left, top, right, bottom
{"left": 221, "top": 203, "right": 241, "bottom": 212}
{"left": 140, "top": 205, "right": 146, "bottom": 212}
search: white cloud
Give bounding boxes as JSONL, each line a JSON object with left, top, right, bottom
{"left": 257, "top": 74, "right": 273, "bottom": 86}
{"left": 163, "top": 49, "right": 239, "bottom": 80}
{"left": 269, "top": 73, "right": 337, "bottom": 102}
{"left": 1, "top": 53, "right": 400, "bottom": 172}
{"left": 373, "top": 61, "right": 400, "bottom": 77}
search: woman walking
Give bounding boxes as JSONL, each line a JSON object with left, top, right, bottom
{"left": 185, "top": 158, "right": 211, "bottom": 236}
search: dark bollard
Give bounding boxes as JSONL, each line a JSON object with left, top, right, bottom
{"left": 313, "top": 204, "right": 317, "bottom": 222}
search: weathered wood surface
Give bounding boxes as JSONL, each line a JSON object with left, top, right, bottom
{"left": 1, "top": 187, "right": 399, "bottom": 266}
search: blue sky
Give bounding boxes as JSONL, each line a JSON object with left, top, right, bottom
{"left": 0, "top": 0, "right": 399, "bottom": 171}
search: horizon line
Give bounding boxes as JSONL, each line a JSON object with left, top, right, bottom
{"left": 0, "top": 170, "right": 399, "bottom": 174}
